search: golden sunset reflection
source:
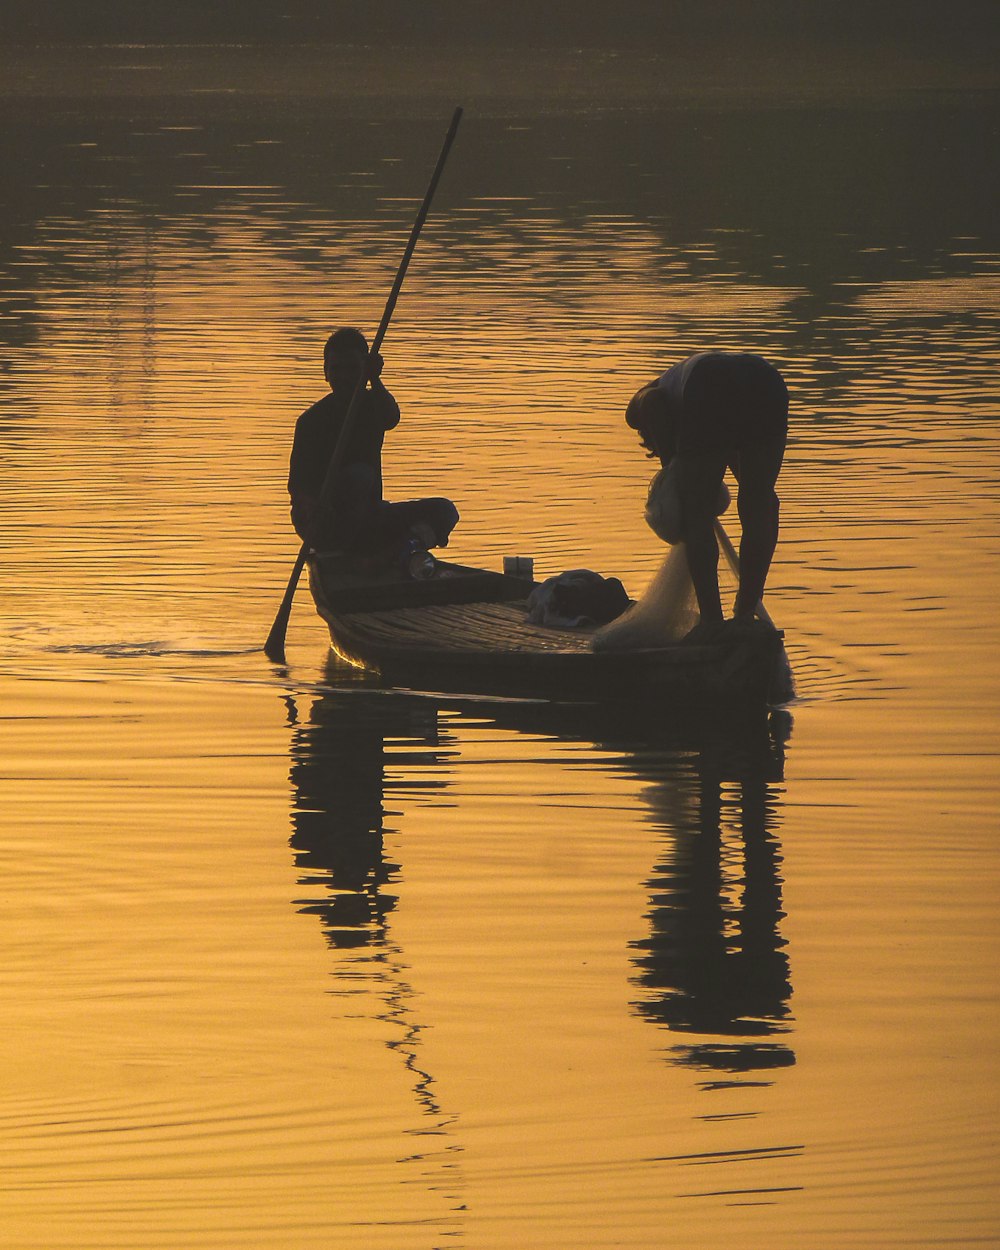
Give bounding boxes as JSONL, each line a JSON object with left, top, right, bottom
{"left": 1, "top": 16, "right": 999, "bottom": 1249}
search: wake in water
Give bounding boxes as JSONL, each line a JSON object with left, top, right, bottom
{"left": 44, "top": 640, "right": 262, "bottom": 659}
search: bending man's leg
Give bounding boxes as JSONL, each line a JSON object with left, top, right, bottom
{"left": 675, "top": 453, "right": 728, "bottom": 624}
{"left": 733, "top": 437, "right": 785, "bottom": 620}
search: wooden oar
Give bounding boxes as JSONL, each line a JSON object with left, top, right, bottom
{"left": 265, "top": 107, "right": 463, "bottom": 665}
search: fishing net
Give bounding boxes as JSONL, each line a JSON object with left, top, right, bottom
{"left": 593, "top": 530, "right": 795, "bottom": 703}
{"left": 592, "top": 535, "right": 740, "bottom": 652}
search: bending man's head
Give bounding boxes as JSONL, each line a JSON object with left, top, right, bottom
{"left": 626, "top": 383, "right": 672, "bottom": 460}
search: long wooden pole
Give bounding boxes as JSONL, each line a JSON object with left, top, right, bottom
{"left": 265, "top": 107, "right": 463, "bottom": 665}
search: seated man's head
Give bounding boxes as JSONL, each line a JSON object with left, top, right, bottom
{"left": 625, "top": 384, "right": 672, "bottom": 459}
{"left": 324, "top": 327, "right": 368, "bottom": 391}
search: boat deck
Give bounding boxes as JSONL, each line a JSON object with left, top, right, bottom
{"left": 332, "top": 599, "right": 596, "bottom": 656}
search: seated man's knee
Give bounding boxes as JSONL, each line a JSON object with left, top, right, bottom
{"left": 427, "top": 498, "right": 460, "bottom": 545}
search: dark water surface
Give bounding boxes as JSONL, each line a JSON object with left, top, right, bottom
{"left": 1, "top": 38, "right": 998, "bottom": 1250}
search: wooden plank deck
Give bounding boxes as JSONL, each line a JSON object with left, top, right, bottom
{"left": 332, "top": 600, "right": 596, "bottom": 655}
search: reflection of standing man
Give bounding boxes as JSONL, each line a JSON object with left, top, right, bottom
{"left": 630, "top": 712, "right": 794, "bottom": 1071}
{"left": 626, "top": 352, "right": 788, "bottom": 639}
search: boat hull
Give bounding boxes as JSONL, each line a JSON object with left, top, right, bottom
{"left": 307, "top": 555, "right": 787, "bottom": 706}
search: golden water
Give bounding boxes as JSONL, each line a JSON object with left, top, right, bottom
{"left": 1, "top": 38, "right": 998, "bottom": 1249}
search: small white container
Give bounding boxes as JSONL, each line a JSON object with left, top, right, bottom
{"left": 503, "top": 556, "right": 534, "bottom": 579}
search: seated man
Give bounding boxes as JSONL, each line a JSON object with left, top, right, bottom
{"left": 625, "top": 351, "right": 788, "bottom": 634}
{"left": 288, "top": 327, "right": 458, "bottom": 563}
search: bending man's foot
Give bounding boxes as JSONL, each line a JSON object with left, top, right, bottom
{"left": 682, "top": 619, "right": 731, "bottom": 645}
{"left": 730, "top": 614, "right": 778, "bottom": 635}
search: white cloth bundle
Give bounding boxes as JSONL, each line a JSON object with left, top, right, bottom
{"left": 644, "top": 463, "right": 731, "bottom": 545}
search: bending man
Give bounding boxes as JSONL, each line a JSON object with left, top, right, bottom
{"left": 626, "top": 351, "right": 788, "bottom": 633}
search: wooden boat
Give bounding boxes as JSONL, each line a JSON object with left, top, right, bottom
{"left": 307, "top": 551, "right": 790, "bottom": 706}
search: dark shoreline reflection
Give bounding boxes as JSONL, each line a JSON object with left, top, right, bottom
{"left": 3, "top": 94, "right": 997, "bottom": 409}
{"left": 286, "top": 673, "right": 794, "bottom": 1085}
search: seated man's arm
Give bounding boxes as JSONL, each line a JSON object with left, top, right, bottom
{"left": 367, "top": 352, "right": 401, "bottom": 430}
{"left": 289, "top": 491, "right": 319, "bottom": 542}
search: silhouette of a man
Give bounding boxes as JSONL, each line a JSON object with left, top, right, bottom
{"left": 288, "top": 327, "right": 400, "bottom": 550}
{"left": 288, "top": 327, "right": 457, "bottom": 560}
{"left": 626, "top": 352, "right": 788, "bottom": 638}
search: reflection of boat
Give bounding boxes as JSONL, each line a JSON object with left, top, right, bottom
{"left": 307, "top": 553, "right": 786, "bottom": 705}
{"left": 283, "top": 685, "right": 797, "bottom": 1208}
{"left": 287, "top": 677, "right": 795, "bottom": 1085}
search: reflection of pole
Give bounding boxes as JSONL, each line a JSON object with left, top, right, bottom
{"left": 382, "top": 957, "right": 447, "bottom": 1121}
